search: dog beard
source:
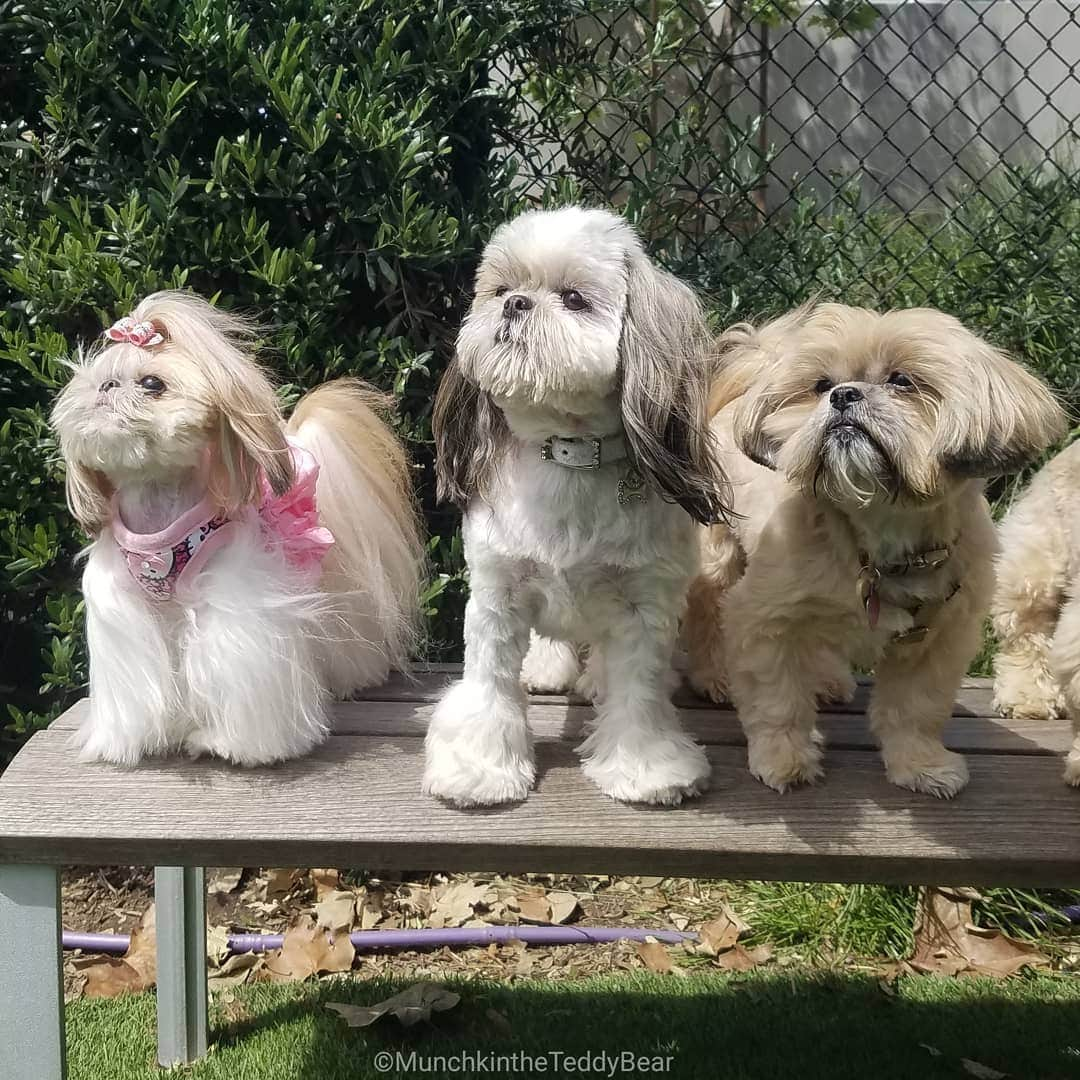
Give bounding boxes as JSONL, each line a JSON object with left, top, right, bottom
{"left": 811, "top": 419, "right": 902, "bottom": 505}
{"left": 461, "top": 311, "right": 615, "bottom": 405}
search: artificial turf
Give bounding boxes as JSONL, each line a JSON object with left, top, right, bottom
{"left": 66, "top": 968, "right": 1080, "bottom": 1079}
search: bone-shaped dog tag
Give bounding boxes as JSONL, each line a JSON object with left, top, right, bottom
{"left": 618, "top": 468, "right": 647, "bottom": 506}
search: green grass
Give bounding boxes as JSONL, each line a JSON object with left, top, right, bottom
{"left": 66, "top": 969, "right": 1080, "bottom": 1079}
{"left": 725, "top": 881, "right": 1080, "bottom": 965}
{"left": 728, "top": 882, "right": 921, "bottom": 960}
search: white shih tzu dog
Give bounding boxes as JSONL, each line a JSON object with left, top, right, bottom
{"left": 424, "top": 206, "right": 727, "bottom": 807}
{"left": 51, "top": 291, "right": 423, "bottom": 766}
{"left": 684, "top": 303, "right": 1063, "bottom": 797}
{"left": 991, "top": 441, "right": 1080, "bottom": 783}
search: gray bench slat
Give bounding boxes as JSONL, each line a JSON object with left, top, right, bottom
{"left": 349, "top": 669, "right": 1000, "bottom": 719}
{"left": 2, "top": 726, "right": 1078, "bottom": 886}
{"left": 327, "top": 702, "right": 1067, "bottom": 756}
{"left": 46, "top": 697, "right": 1070, "bottom": 755}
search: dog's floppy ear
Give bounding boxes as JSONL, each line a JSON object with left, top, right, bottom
{"left": 731, "top": 385, "right": 782, "bottom": 471}
{"left": 432, "top": 357, "right": 509, "bottom": 508}
{"left": 64, "top": 461, "right": 113, "bottom": 535}
{"left": 618, "top": 252, "right": 728, "bottom": 525}
{"left": 936, "top": 327, "right": 1066, "bottom": 478}
{"left": 209, "top": 361, "right": 293, "bottom": 508}
{"left": 719, "top": 321, "right": 783, "bottom": 470}
{"left": 723, "top": 305, "right": 817, "bottom": 472}
{"left": 128, "top": 291, "right": 293, "bottom": 509}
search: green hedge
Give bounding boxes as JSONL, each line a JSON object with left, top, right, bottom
{"left": 0, "top": 0, "right": 567, "bottom": 762}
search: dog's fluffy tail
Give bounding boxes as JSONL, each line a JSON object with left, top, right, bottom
{"left": 287, "top": 378, "right": 424, "bottom": 690}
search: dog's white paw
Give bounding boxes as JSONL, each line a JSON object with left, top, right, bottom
{"left": 578, "top": 731, "right": 710, "bottom": 806}
{"left": 423, "top": 681, "right": 535, "bottom": 806}
{"left": 1063, "top": 747, "right": 1080, "bottom": 787}
{"left": 183, "top": 725, "right": 325, "bottom": 767}
{"left": 422, "top": 737, "right": 535, "bottom": 806}
{"left": 885, "top": 746, "right": 969, "bottom": 799}
{"left": 75, "top": 716, "right": 154, "bottom": 766}
{"left": 520, "top": 636, "right": 581, "bottom": 694}
{"left": 746, "top": 730, "right": 824, "bottom": 792}
{"left": 992, "top": 676, "right": 1065, "bottom": 721}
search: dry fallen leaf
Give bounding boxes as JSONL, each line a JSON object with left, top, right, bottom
{"left": 547, "top": 891, "right": 579, "bottom": 925}
{"left": 80, "top": 905, "right": 157, "bottom": 998}
{"left": 910, "top": 888, "right": 1048, "bottom": 978}
{"left": 63, "top": 958, "right": 88, "bottom": 1003}
{"left": 506, "top": 939, "right": 534, "bottom": 976}
{"left": 315, "top": 891, "right": 357, "bottom": 935}
{"left": 516, "top": 894, "right": 553, "bottom": 925}
{"left": 635, "top": 938, "right": 674, "bottom": 973}
{"left": 206, "top": 925, "right": 232, "bottom": 967}
{"left": 311, "top": 868, "right": 341, "bottom": 900}
{"left": 207, "top": 868, "right": 243, "bottom": 896}
{"left": 399, "top": 885, "right": 433, "bottom": 919}
{"left": 264, "top": 868, "right": 302, "bottom": 900}
{"left": 713, "top": 943, "right": 772, "bottom": 972}
{"left": 208, "top": 951, "right": 264, "bottom": 989}
{"left": 357, "top": 889, "right": 385, "bottom": 930}
{"left": 264, "top": 914, "right": 355, "bottom": 982}
{"left": 697, "top": 904, "right": 749, "bottom": 955}
{"left": 430, "top": 881, "right": 494, "bottom": 928}
{"left": 961, "top": 1060, "right": 1008, "bottom": 1079}
{"left": 326, "top": 983, "right": 460, "bottom": 1028}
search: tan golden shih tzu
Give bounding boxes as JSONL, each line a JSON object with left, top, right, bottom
{"left": 685, "top": 303, "right": 1064, "bottom": 797}
{"left": 51, "top": 291, "right": 424, "bottom": 766}
{"left": 991, "top": 440, "right": 1080, "bottom": 784}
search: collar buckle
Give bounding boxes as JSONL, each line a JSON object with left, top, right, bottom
{"left": 540, "top": 436, "right": 603, "bottom": 470}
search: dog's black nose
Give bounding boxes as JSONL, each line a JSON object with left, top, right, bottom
{"left": 98, "top": 379, "right": 120, "bottom": 393}
{"left": 830, "top": 384, "right": 863, "bottom": 410}
{"left": 503, "top": 294, "right": 534, "bottom": 316}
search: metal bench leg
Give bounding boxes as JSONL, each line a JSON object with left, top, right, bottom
{"left": 155, "top": 866, "right": 208, "bottom": 1066}
{"left": 0, "top": 864, "right": 66, "bottom": 1080}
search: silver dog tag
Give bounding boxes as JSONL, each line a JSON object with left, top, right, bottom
{"left": 618, "top": 467, "right": 647, "bottom": 506}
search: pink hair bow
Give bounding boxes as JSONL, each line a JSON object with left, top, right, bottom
{"left": 104, "top": 316, "right": 165, "bottom": 348}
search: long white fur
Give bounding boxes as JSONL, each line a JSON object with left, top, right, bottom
{"left": 53, "top": 291, "right": 423, "bottom": 766}
{"left": 424, "top": 206, "right": 721, "bottom": 806}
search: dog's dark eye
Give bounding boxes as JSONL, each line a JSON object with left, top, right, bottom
{"left": 138, "top": 374, "right": 166, "bottom": 395}
{"left": 561, "top": 289, "right": 588, "bottom": 311}
{"left": 494, "top": 286, "right": 509, "bottom": 297}
{"left": 814, "top": 377, "right": 834, "bottom": 394}
{"left": 887, "top": 371, "right": 914, "bottom": 390}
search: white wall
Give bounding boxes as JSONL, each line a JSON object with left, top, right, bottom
{"left": 740, "top": 1, "right": 1080, "bottom": 210}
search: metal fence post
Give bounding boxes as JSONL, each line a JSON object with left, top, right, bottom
{"left": 155, "top": 865, "right": 208, "bottom": 1066}
{"left": 0, "top": 864, "right": 66, "bottom": 1080}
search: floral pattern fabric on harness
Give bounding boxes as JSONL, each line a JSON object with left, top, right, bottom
{"left": 115, "top": 440, "right": 333, "bottom": 602}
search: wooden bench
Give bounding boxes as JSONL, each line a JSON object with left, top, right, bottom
{"left": 2, "top": 664, "right": 1078, "bottom": 1079}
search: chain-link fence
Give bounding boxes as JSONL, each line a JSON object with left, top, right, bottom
{"left": 492, "top": 1, "right": 1080, "bottom": 315}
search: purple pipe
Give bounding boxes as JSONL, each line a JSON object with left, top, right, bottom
{"left": 64, "top": 931, "right": 131, "bottom": 953}
{"left": 63, "top": 925, "right": 697, "bottom": 955}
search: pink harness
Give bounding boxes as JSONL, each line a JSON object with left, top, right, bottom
{"left": 112, "top": 441, "right": 334, "bottom": 602}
